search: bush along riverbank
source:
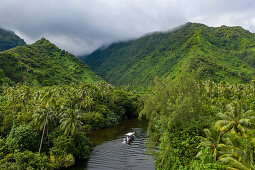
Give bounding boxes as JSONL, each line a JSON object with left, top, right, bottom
{"left": 140, "top": 72, "right": 255, "bottom": 169}
{"left": 0, "top": 82, "right": 142, "bottom": 169}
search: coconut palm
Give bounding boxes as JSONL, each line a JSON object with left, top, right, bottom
{"left": 215, "top": 101, "right": 255, "bottom": 136}
{"left": 218, "top": 133, "right": 255, "bottom": 170}
{"left": 197, "top": 127, "right": 225, "bottom": 159}
{"left": 60, "top": 109, "right": 83, "bottom": 136}
{"left": 204, "top": 80, "right": 215, "bottom": 99}
{"left": 18, "top": 85, "right": 31, "bottom": 113}
{"left": 36, "top": 89, "right": 56, "bottom": 153}
{"left": 33, "top": 107, "right": 57, "bottom": 131}
{"left": 4, "top": 86, "right": 18, "bottom": 120}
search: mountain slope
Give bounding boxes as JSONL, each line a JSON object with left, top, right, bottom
{"left": 83, "top": 23, "right": 255, "bottom": 88}
{"left": 0, "top": 28, "right": 26, "bottom": 52}
{"left": 0, "top": 38, "right": 103, "bottom": 86}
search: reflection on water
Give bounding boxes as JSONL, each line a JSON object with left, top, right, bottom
{"left": 69, "top": 118, "right": 155, "bottom": 170}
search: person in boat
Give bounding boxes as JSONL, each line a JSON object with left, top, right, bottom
{"left": 124, "top": 132, "right": 135, "bottom": 143}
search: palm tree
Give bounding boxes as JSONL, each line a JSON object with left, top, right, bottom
{"left": 36, "top": 89, "right": 56, "bottom": 153}
{"left": 18, "top": 85, "right": 31, "bottom": 113}
{"left": 4, "top": 86, "right": 17, "bottom": 121}
{"left": 33, "top": 107, "right": 57, "bottom": 131}
{"left": 215, "top": 101, "right": 255, "bottom": 136}
{"left": 218, "top": 133, "right": 255, "bottom": 170}
{"left": 60, "top": 109, "right": 83, "bottom": 136}
{"left": 204, "top": 80, "right": 215, "bottom": 99}
{"left": 197, "top": 127, "right": 225, "bottom": 159}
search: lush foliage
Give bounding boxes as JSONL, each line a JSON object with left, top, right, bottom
{"left": 49, "top": 132, "right": 91, "bottom": 168}
{"left": 0, "top": 28, "right": 26, "bottom": 52}
{"left": 140, "top": 73, "right": 211, "bottom": 169}
{"left": 84, "top": 22, "right": 255, "bottom": 89}
{"left": 6, "top": 125, "right": 40, "bottom": 152}
{"left": 0, "top": 34, "right": 141, "bottom": 168}
{"left": 0, "top": 38, "right": 103, "bottom": 87}
{"left": 0, "top": 150, "right": 52, "bottom": 169}
{"left": 140, "top": 72, "right": 255, "bottom": 169}
{"left": 179, "top": 147, "right": 224, "bottom": 170}
{"left": 0, "top": 82, "right": 141, "bottom": 169}
{"left": 2, "top": 23, "right": 255, "bottom": 170}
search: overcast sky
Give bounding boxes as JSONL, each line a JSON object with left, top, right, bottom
{"left": 0, "top": 0, "right": 255, "bottom": 55}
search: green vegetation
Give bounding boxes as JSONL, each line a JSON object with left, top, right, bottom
{"left": 0, "top": 150, "right": 52, "bottom": 169}
{"left": 0, "top": 38, "right": 103, "bottom": 87}
{"left": 2, "top": 23, "right": 255, "bottom": 169}
{"left": 0, "top": 28, "right": 26, "bottom": 52}
{"left": 140, "top": 71, "right": 255, "bottom": 169}
{"left": 0, "top": 82, "right": 141, "bottom": 168}
{"left": 84, "top": 22, "right": 255, "bottom": 89}
{"left": 6, "top": 125, "right": 39, "bottom": 152}
{"left": 0, "top": 34, "right": 142, "bottom": 169}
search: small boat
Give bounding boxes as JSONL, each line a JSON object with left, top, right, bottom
{"left": 124, "top": 132, "right": 135, "bottom": 143}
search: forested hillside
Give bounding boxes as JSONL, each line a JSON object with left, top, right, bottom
{"left": 0, "top": 28, "right": 26, "bottom": 52}
{"left": 140, "top": 72, "right": 255, "bottom": 169}
{"left": 2, "top": 22, "right": 255, "bottom": 169}
{"left": 84, "top": 22, "right": 255, "bottom": 88}
{"left": 0, "top": 38, "right": 103, "bottom": 86}
{"left": 0, "top": 32, "right": 142, "bottom": 168}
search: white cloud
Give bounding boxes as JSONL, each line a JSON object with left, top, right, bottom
{"left": 0, "top": 0, "right": 254, "bottom": 55}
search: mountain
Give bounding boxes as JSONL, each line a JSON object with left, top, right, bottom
{"left": 0, "top": 28, "right": 26, "bottom": 52}
{"left": 83, "top": 22, "right": 255, "bottom": 88}
{"left": 0, "top": 38, "right": 103, "bottom": 86}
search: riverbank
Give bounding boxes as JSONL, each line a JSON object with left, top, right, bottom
{"left": 0, "top": 83, "right": 142, "bottom": 169}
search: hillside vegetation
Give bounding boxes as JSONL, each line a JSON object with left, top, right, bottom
{"left": 0, "top": 28, "right": 26, "bottom": 52}
{"left": 0, "top": 38, "right": 103, "bottom": 86}
{"left": 2, "top": 23, "right": 255, "bottom": 170}
{"left": 84, "top": 22, "right": 255, "bottom": 88}
{"left": 0, "top": 33, "right": 141, "bottom": 169}
{"left": 140, "top": 72, "right": 255, "bottom": 169}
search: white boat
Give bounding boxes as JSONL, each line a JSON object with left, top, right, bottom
{"left": 124, "top": 132, "right": 135, "bottom": 143}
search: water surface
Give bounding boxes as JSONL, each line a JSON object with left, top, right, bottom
{"left": 70, "top": 118, "right": 154, "bottom": 170}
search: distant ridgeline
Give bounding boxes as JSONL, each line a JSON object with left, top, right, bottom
{"left": 0, "top": 28, "right": 26, "bottom": 52}
{"left": 0, "top": 38, "right": 103, "bottom": 86}
{"left": 83, "top": 22, "right": 255, "bottom": 88}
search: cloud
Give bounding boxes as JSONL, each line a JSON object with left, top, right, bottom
{"left": 0, "top": 0, "right": 254, "bottom": 55}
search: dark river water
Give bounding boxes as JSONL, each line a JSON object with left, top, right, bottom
{"left": 69, "top": 118, "right": 155, "bottom": 170}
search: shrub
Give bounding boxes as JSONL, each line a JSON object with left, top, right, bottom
{"left": 50, "top": 132, "right": 92, "bottom": 160}
{"left": 178, "top": 147, "right": 224, "bottom": 170}
{"left": 49, "top": 135, "right": 72, "bottom": 156}
{"left": 49, "top": 153, "right": 75, "bottom": 169}
{"left": 0, "top": 150, "right": 52, "bottom": 169}
{"left": 6, "top": 125, "right": 40, "bottom": 152}
{"left": 82, "top": 111, "right": 105, "bottom": 129}
{"left": 69, "top": 132, "right": 92, "bottom": 160}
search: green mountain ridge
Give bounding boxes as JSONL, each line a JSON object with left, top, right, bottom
{"left": 0, "top": 38, "right": 103, "bottom": 86}
{"left": 0, "top": 28, "right": 26, "bottom": 52}
{"left": 83, "top": 22, "right": 255, "bottom": 88}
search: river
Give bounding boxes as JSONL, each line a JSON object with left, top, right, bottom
{"left": 69, "top": 118, "right": 155, "bottom": 170}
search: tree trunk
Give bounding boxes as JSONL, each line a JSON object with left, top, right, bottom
{"left": 27, "top": 101, "right": 29, "bottom": 113}
{"left": 13, "top": 96, "right": 16, "bottom": 120}
{"left": 39, "top": 107, "right": 49, "bottom": 153}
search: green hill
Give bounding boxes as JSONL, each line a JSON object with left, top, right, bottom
{"left": 83, "top": 22, "right": 255, "bottom": 88}
{"left": 0, "top": 38, "right": 103, "bottom": 86}
{"left": 0, "top": 28, "right": 26, "bottom": 52}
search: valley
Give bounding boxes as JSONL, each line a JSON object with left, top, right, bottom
{"left": 1, "top": 22, "right": 255, "bottom": 169}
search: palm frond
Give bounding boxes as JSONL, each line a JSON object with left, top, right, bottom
{"left": 219, "top": 156, "right": 250, "bottom": 170}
